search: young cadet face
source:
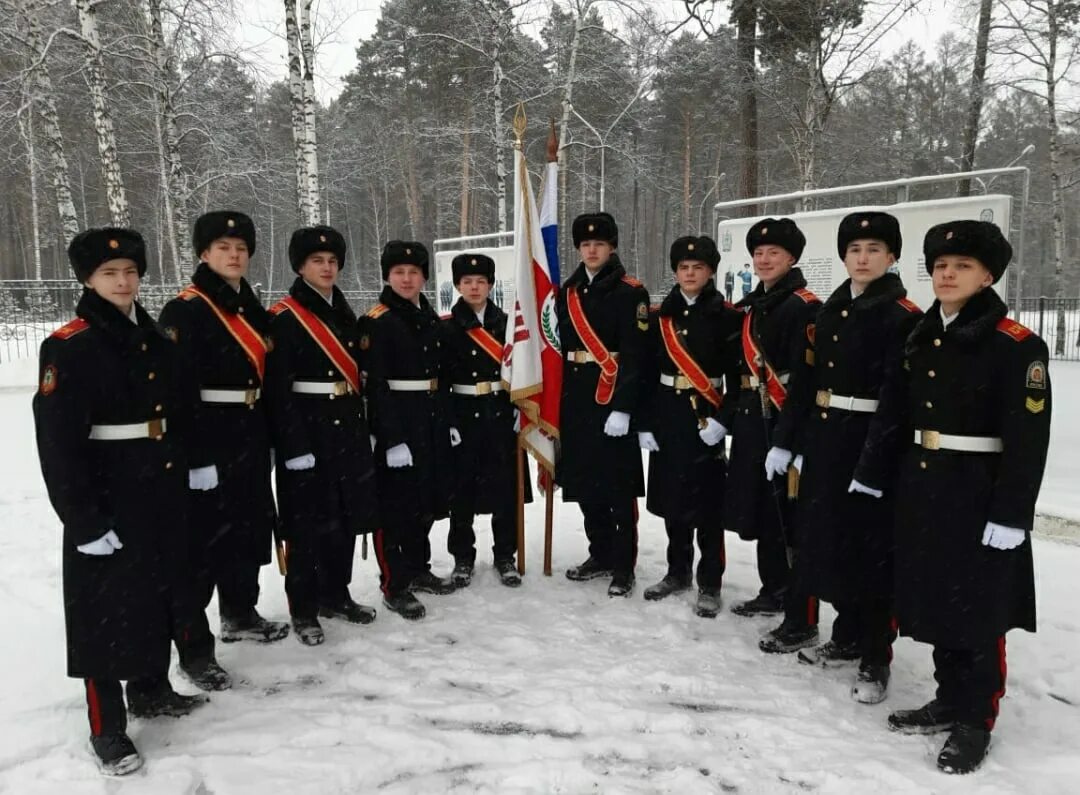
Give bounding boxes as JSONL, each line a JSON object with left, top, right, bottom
{"left": 932, "top": 254, "right": 994, "bottom": 313}
{"left": 844, "top": 239, "right": 896, "bottom": 289}
{"left": 86, "top": 258, "right": 140, "bottom": 314}
{"left": 579, "top": 239, "right": 614, "bottom": 270}
{"left": 457, "top": 274, "right": 492, "bottom": 310}
{"left": 299, "top": 252, "right": 340, "bottom": 294}
{"left": 675, "top": 260, "right": 714, "bottom": 297}
{"left": 202, "top": 237, "right": 250, "bottom": 285}
{"left": 752, "top": 244, "right": 796, "bottom": 288}
{"left": 387, "top": 263, "right": 425, "bottom": 302}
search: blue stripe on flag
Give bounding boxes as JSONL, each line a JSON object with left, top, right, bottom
{"left": 541, "top": 225, "right": 560, "bottom": 286}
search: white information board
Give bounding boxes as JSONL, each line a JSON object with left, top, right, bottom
{"left": 716, "top": 195, "right": 1012, "bottom": 309}
{"left": 433, "top": 246, "right": 516, "bottom": 316}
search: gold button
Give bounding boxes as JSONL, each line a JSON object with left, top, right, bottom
{"left": 329, "top": 394, "right": 335, "bottom": 401}
{"left": 147, "top": 372, "right": 156, "bottom": 380}
{"left": 675, "top": 389, "right": 682, "bottom": 395}
{"left": 348, "top": 341, "right": 354, "bottom": 348}
{"left": 681, "top": 329, "right": 688, "bottom": 336}
{"left": 832, "top": 335, "right": 838, "bottom": 342}
{"left": 933, "top": 338, "right": 942, "bottom": 347}
{"left": 841, "top": 310, "right": 849, "bottom": 318}
{"left": 248, "top": 404, "right": 254, "bottom": 410}
{"left": 140, "top": 343, "right": 148, "bottom": 351}
{"left": 472, "top": 372, "right": 478, "bottom": 377}
{"left": 928, "top": 370, "right": 936, "bottom": 378}
{"left": 920, "top": 461, "right": 927, "bottom": 470}
{"left": 155, "top": 404, "right": 163, "bottom": 412}
{"left": 165, "top": 461, "right": 173, "bottom": 469}
{"left": 820, "top": 412, "right": 828, "bottom": 419}
{"left": 926, "top": 401, "right": 933, "bottom": 409}
{"left": 238, "top": 307, "right": 244, "bottom": 314}
{"left": 828, "top": 361, "right": 834, "bottom": 368}
{"left": 471, "top": 350, "right": 477, "bottom": 356}
{"left": 474, "top": 412, "right": 480, "bottom": 418}
{"left": 154, "top": 435, "right": 163, "bottom": 441}
{"left": 248, "top": 379, "right": 254, "bottom": 385}
{"left": 333, "top": 419, "right": 341, "bottom": 426}
{"left": 683, "top": 310, "right": 689, "bottom": 316}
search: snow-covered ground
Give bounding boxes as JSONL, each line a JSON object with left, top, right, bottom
{"left": 1, "top": 364, "right": 1078, "bottom": 793}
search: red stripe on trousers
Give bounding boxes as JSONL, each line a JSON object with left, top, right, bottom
{"left": 987, "top": 636, "right": 1008, "bottom": 731}
{"left": 374, "top": 528, "right": 390, "bottom": 596}
{"left": 806, "top": 596, "right": 819, "bottom": 626}
{"left": 632, "top": 499, "right": 639, "bottom": 568}
{"left": 85, "top": 680, "right": 103, "bottom": 737}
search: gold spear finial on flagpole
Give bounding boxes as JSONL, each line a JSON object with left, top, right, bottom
{"left": 513, "top": 102, "right": 527, "bottom": 149}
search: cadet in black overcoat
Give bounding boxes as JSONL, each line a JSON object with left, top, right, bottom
{"left": 365, "top": 241, "right": 456, "bottom": 620}
{"left": 555, "top": 213, "right": 651, "bottom": 597}
{"left": 440, "top": 253, "right": 530, "bottom": 588}
{"left": 883, "top": 221, "right": 1051, "bottom": 775}
{"left": 792, "top": 212, "right": 921, "bottom": 702}
{"left": 265, "top": 226, "right": 380, "bottom": 645}
{"left": 159, "top": 211, "right": 288, "bottom": 683}
{"left": 720, "top": 218, "right": 821, "bottom": 651}
{"left": 639, "top": 236, "right": 742, "bottom": 617}
{"left": 34, "top": 229, "right": 207, "bottom": 776}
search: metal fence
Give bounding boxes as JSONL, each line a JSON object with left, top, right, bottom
{"left": 4, "top": 279, "right": 1080, "bottom": 365}
{"left": 0, "top": 280, "right": 386, "bottom": 365}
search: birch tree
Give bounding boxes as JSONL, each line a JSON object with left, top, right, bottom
{"left": 73, "top": 0, "right": 129, "bottom": 226}
{"left": 995, "top": 0, "right": 1080, "bottom": 354}
{"left": 284, "top": 0, "right": 320, "bottom": 224}
{"left": 958, "top": 0, "right": 995, "bottom": 195}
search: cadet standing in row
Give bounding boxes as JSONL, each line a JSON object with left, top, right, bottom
{"left": 160, "top": 211, "right": 288, "bottom": 689}
{"left": 366, "top": 241, "right": 456, "bottom": 620}
{"left": 556, "top": 212, "right": 651, "bottom": 597}
{"left": 884, "top": 221, "right": 1051, "bottom": 774}
{"left": 722, "top": 218, "right": 821, "bottom": 652}
{"left": 791, "top": 212, "right": 920, "bottom": 704}
{"left": 639, "top": 236, "right": 742, "bottom": 617}
{"left": 34, "top": 229, "right": 207, "bottom": 776}
{"left": 441, "top": 253, "right": 527, "bottom": 588}
{"left": 265, "top": 226, "right": 380, "bottom": 645}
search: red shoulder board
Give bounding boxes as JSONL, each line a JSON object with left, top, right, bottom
{"left": 621, "top": 275, "right": 643, "bottom": 288}
{"left": 50, "top": 318, "right": 89, "bottom": 340}
{"left": 794, "top": 288, "right": 820, "bottom": 304}
{"left": 269, "top": 301, "right": 289, "bottom": 316}
{"left": 896, "top": 297, "right": 921, "bottom": 314}
{"left": 649, "top": 304, "right": 661, "bottom": 314}
{"left": 178, "top": 285, "right": 199, "bottom": 301}
{"left": 366, "top": 303, "right": 389, "bottom": 319}
{"left": 723, "top": 300, "right": 737, "bottom": 310}
{"left": 996, "top": 318, "right": 1033, "bottom": 342}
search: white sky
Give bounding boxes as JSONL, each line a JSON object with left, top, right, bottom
{"left": 238, "top": 0, "right": 963, "bottom": 102}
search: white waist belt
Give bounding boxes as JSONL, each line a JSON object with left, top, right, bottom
{"left": 660, "top": 373, "right": 723, "bottom": 389}
{"left": 742, "top": 372, "right": 790, "bottom": 388}
{"left": 452, "top": 382, "right": 504, "bottom": 396}
{"left": 387, "top": 378, "right": 438, "bottom": 392}
{"left": 567, "top": 350, "right": 619, "bottom": 365}
{"left": 89, "top": 418, "right": 167, "bottom": 441}
{"left": 292, "top": 380, "right": 354, "bottom": 396}
{"left": 200, "top": 388, "right": 261, "bottom": 405}
{"left": 816, "top": 390, "right": 879, "bottom": 413}
{"left": 914, "top": 429, "right": 1003, "bottom": 453}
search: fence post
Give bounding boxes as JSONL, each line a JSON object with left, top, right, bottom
{"left": 1038, "top": 295, "right": 1045, "bottom": 339}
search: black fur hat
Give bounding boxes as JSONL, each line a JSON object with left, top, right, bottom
{"left": 289, "top": 225, "right": 346, "bottom": 272}
{"left": 193, "top": 210, "right": 256, "bottom": 258}
{"left": 451, "top": 252, "right": 495, "bottom": 284}
{"left": 837, "top": 211, "right": 902, "bottom": 260}
{"left": 572, "top": 212, "right": 618, "bottom": 248}
{"left": 746, "top": 217, "right": 805, "bottom": 262}
{"left": 380, "top": 240, "right": 429, "bottom": 280}
{"left": 923, "top": 220, "right": 1012, "bottom": 284}
{"left": 669, "top": 235, "right": 720, "bottom": 271}
{"left": 67, "top": 228, "right": 147, "bottom": 282}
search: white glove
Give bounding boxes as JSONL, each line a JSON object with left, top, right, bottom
{"left": 982, "top": 522, "right": 1026, "bottom": 550}
{"left": 638, "top": 431, "right": 660, "bottom": 452}
{"left": 369, "top": 435, "right": 377, "bottom": 452}
{"left": 764, "top": 447, "right": 793, "bottom": 481}
{"left": 386, "top": 443, "right": 413, "bottom": 468}
{"left": 449, "top": 427, "right": 462, "bottom": 447}
{"left": 188, "top": 465, "right": 219, "bottom": 491}
{"left": 793, "top": 455, "right": 803, "bottom": 474}
{"left": 513, "top": 409, "right": 521, "bottom": 433}
{"left": 698, "top": 418, "right": 727, "bottom": 447}
{"left": 604, "top": 410, "right": 631, "bottom": 437}
{"left": 848, "top": 479, "right": 883, "bottom": 499}
{"left": 285, "top": 453, "right": 316, "bottom": 471}
{"left": 77, "top": 530, "right": 123, "bottom": 556}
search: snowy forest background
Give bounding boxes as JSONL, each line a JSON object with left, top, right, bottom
{"left": 1, "top": 0, "right": 1079, "bottom": 302}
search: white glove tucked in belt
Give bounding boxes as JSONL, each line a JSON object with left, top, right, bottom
{"left": 848, "top": 479, "right": 883, "bottom": 499}
{"left": 604, "top": 411, "right": 630, "bottom": 437}
{"left": 638, "top": 431, "right": 660, "bottom": 452}
{"left": 386, "top": 443, "right": 413, "bottom": 468}
{"left": 982, "top": 522, "right": 1026, "bottom": 550}
{"left": 699, "top": 418, "right": 727, "bottom": 447}
{"left": 764, "top": 447, "right": 792, "bottom": 481}
{"left": 285, "top": 453, "right": 316, "bottom": 471}
{"left": 188, "top": 465, "right": 219, "bottom": 491}
{"left": 77, "top": 530, "right": 123, "bottom": 556}
{"left": 450, "top": 427, "right": 462, "bottom": 447}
